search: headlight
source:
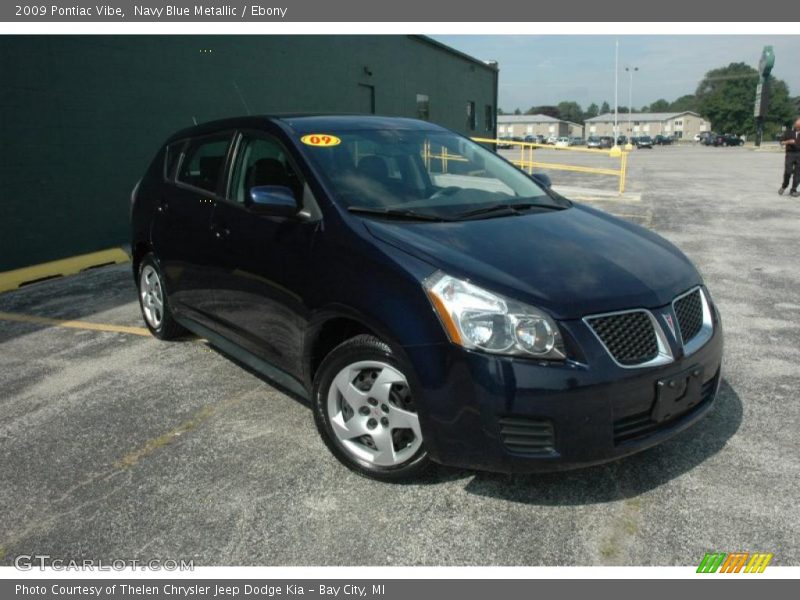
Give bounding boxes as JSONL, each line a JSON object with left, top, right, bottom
{"left": 424, "top": 271, "right": 565, "bottom": 359}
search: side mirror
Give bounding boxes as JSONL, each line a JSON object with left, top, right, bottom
{"left": 248, "top": 185, "right": 298, "bottom": 217}
{"left": 531, "top": 173, "right": 552, "bottom": 189}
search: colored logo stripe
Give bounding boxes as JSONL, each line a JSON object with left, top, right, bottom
{"left": 745, "top": 553, "right": 773, "bottom": 573}
{"left": 697, "top": 553, "right": 726, "bottom": 573}
{"left": 720, "top": 552, "right": 749, "bottom": 573}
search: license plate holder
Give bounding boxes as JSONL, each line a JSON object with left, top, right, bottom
{"left": 651, "top": 366, "right": 705, "bottom": 423}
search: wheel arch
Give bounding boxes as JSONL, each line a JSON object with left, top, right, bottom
{"left": 303, "top": 307, "right": 412, "bottom": 388}
{"left": 131, "top": 240, "right": 152, "bottom": 281}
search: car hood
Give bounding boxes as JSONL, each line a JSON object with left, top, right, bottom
{"left": 364, "top": 204, "right": 701, "bottom": 320}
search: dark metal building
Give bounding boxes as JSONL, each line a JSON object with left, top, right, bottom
{"left": 0, "top": 35, "right": 498, "bottom": 271}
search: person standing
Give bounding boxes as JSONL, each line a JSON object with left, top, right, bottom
{"left": 779, "top": 118, "right": 800, "bottom": 197}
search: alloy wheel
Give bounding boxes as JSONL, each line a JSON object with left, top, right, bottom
{"left": 139, "top": 264, "right": 164, "bottom": 330}
{"left": 326, "top": 360, "right": 422, "bottom": 467}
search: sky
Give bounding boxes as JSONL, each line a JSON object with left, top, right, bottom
{"left": 433, "top": 35, "right": 800, "bottom": 113}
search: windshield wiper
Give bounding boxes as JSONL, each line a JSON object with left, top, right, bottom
{"left": 455, "top": 201, "right": 563, "bottom": 220}
{"left": 347, "top": 206, "right": 450, "bottom": 222}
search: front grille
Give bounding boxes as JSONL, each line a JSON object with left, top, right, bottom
{"left": 498, "top": 416, "right": 556, "bottom": 456}
{"left": 586, "top": 311, "right": 659, "bottom": 366}
{"left": 674, "top": 288, "right": 703, "bottom": 343}
{"left": 612, "top": 371, "right": 719, "bottom": 444}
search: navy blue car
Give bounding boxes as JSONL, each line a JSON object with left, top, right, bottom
{"left": 131, "top": 115, "right": 723, "bottom": 481}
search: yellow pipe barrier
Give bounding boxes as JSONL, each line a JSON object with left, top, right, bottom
{"left": 471, "top": 137, "right": 629, "bottom": 195}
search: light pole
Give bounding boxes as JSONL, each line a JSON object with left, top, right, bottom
{"left": 611, "top": 39, "right": 621, "bottom": 156}
{"left": 625, "top": 66, "right": 638, "bottom": 150}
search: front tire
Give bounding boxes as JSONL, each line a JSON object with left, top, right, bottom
{"left": 312, "top": 335, "right": 431, "bottom": 481}
{"left": 137, "top": 254, "right": 185, "bottom": 340}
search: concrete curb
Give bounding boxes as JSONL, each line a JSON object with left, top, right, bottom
{"left": 0, "top": 248, "right": 130, "bottom": 293}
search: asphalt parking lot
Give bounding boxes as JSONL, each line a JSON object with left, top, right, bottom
{"left": 1, "top": 145, "right": 798, "bottom": 566}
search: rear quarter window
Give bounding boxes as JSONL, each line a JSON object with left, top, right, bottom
{"left": 163, "top": 141, "right": 185, "bottom": 180}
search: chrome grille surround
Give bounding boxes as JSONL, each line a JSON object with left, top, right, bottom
{"left": 584, "top": 287, "right": 715, "bottom": 368}
{"left": 584, "top": 308, "right": 674, "bottom": 369}
{"left": 672, "top": 286, "right": 714, "bottom": 356}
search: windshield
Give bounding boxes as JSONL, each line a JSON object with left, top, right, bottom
{"left": 296, "top": 128, "right": 565, "bottom": 219}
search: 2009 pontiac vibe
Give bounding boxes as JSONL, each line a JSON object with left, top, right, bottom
{"left": 131, "top": 115, "right": 723, "bottom": 481}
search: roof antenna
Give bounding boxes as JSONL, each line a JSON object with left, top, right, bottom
{"left": 192, "top": 116, "right": 198, "bottom": 125}
{"left": 233, "top": 81, "right": 252, "bottom": 115}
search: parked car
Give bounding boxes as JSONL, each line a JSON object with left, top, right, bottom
{"left": 586, "top": 136, "right": 603, "bottom": 149}
{"left": 713, "top": 133, "right": 744, "bottom": 147}
{"left": 635, "top": 136, "right": 654, "bottom": 149}
{"left": 653, "top": 135, "right": 673, "bottom": 145}
{"left": 598, "top": 136, "right": 614, "bottom": 148}
{"left": 555, "top": 136, "right": 570, "bottom": 148}
{"left": 570, "top": 137, "right": 585, "bottom": 146}
{"left": 693, "top": 133, "right": 703, "bottom": 143}
{"left": 700, "top": 132, "right": 717, "bottom": 146}
{"left": 617, "top": 135, "right": 628, "bottom": 146}
{"left": 523, "top": 134, "right": 546, "bottom": 144}
{"left": 497, "top": 137, "right": 513, "bottom": 149}
{"left": 132, "top": 114, "right": 723, "bottom": 481}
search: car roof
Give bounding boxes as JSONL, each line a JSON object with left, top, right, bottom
{"left": 166, "top": 114, "right": 449, "bottom": 143}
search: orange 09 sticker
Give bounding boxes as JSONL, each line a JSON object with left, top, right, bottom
{"left": 300, "top": 134, "right": 341, "bottom": 147}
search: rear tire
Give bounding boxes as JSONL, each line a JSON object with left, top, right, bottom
{"left": 137, "top": 253, "right": 185, "bottom": 340}
{"left": 312, "top": 334, "right": 431, "bottom": 481}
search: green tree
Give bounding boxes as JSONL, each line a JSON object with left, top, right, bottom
{"left": 696, "top": 62, "right": 794, "bottom": 136}
{"left": 497, "top": 108, "right": 506, "bottom": 116}
{"left": 696, "top": 62, "right": 757, "bottom": 134}
{"left": 649, "top": 98, "right": 670, "bottom": 112}
{"left": 585, "top": 102, "right": 599, "bottom": 119}
{"left": 600, "top": 101, "right": 611, "bottom": 113}
{"left": 669, "top": 94, "right": 699, "bottom": 113}
{"left": 513, "top": 108, "right": 522, "bottom": 115}
{"left": 765, "top": 78, "right": 795, "bottom": 135}
{"left": 557, "top": 101, "right": 584, "bottom": 123}
{"left": 526, "top": 105, "right": 559, "bottom": 118}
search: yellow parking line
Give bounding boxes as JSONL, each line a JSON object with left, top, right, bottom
{"left": 0, "top": 311, "right": 151, "bottom": 337}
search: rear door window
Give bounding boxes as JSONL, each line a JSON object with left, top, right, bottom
{"left": 176, "top": 134, "right": 233, "bottom": 194}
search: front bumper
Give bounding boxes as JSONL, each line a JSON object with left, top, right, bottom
{"left": 405, "top": 306, "right": 723, "bottom": 474}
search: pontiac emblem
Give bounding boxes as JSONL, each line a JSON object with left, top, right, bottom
{"left": 663, "top": 314, "right": 677, "bottom": 339}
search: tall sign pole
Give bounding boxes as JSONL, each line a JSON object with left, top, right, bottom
{"left": 754, "top": 45, "right": 775, "bottom": 147}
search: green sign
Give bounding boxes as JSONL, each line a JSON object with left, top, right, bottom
{"left": 758, "top": 45, "right": 775, "bottom": 78}
{"left": 754, "top": 45, "right": 775, "bottom": 118}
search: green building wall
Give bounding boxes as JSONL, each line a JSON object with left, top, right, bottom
{"left": 0, "top": 35, "right": 498, "bottom": 272}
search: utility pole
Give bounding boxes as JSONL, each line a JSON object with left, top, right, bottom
{"left": 611, "top": 39, "right": 621, "bottom": 156}
{"left": 625, "top": 66, "right": 638, "bottom": 150}
{"left": 614, "top": 40, "right": 619, "bottom": 146}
